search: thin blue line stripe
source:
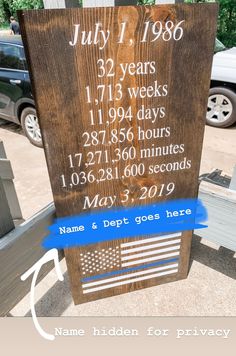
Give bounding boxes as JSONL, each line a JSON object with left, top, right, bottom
{"left": 81, "top": 257, "right": 179, "bottom": 283}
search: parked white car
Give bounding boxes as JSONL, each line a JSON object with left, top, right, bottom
{"left": 207, "top": 39, "right": 236, "bottom": 127}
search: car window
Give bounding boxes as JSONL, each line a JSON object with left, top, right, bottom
{"left": 0, "top": 43, "right": 25, "bottom": 70}
{"left": 19, "top": 46, "right": 28, "bottom": 70}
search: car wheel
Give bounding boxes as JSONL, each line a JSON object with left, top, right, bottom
{"left": 206, "top": 87, "right": 236, "bottom": 128}
{"left": 21, "top": 107, "right": 43, "bottom": 147}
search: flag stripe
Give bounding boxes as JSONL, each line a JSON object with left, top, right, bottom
{"left": 121, "top": 245, "right": 180, "bottom": 261}
{"left": 81, "top": 257, "right": 179, "bottom": 282}
{"left": 82, "top": 263, "right": 178, "bottom": 288}
{"left": 83, "top": 269, "right": 178, "bottom": 294}
{"left": 120, "top": 232, "right": 181, "bottom": 248}
{"left": 121, "top": 238, "right": 181, "bottom": 254}
{"left": 121, "top": 251, "right": 180, "bottom": 267}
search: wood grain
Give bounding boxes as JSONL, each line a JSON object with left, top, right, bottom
{"left": 19, "top": 4, "right": 218, "bottom": 304}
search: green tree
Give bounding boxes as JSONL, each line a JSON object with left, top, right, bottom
{"left": 0, "top": 0, "right": 13, "bottom": 26}
{"left": 0, "top": 0, "right": 43, "bottom": 25}
{"left": 11, "top": 0, "right": 44, "bottom": 11}
{"left": 217, "top": 0, "right": 236, "bottom": 47}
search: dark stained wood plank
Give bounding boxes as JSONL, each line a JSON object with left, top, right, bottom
{"left": 19, "top": 4, "right": 218, "bottom": 304}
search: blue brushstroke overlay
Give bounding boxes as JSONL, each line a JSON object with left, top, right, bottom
{"left": 42, "top": 198, "right": 207, "bottom": 250}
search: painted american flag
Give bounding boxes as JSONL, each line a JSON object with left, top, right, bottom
{"left": 80, "top": 232, "right": 181, "bottom": 294}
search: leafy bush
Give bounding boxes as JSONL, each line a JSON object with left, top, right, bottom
{"left": 0, "top": 0, "right": 43, "bottom": 25}
{"left": 11, "top": 0, "right": 43, "bottom": 11}
{"left": 217, "top": 0, "right": 236, "bottom": 47}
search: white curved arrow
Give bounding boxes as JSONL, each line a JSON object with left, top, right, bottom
{"left": 21, "top": 249, "right": 64, "bottom": 341}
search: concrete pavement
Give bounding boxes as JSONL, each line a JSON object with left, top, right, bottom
{"left": 0, "top": 121, "right": 53, "bottom": 220}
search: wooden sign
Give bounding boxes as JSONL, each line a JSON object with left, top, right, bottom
{"left": 19, "top": 3, "right": 218, "bottom": 304}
